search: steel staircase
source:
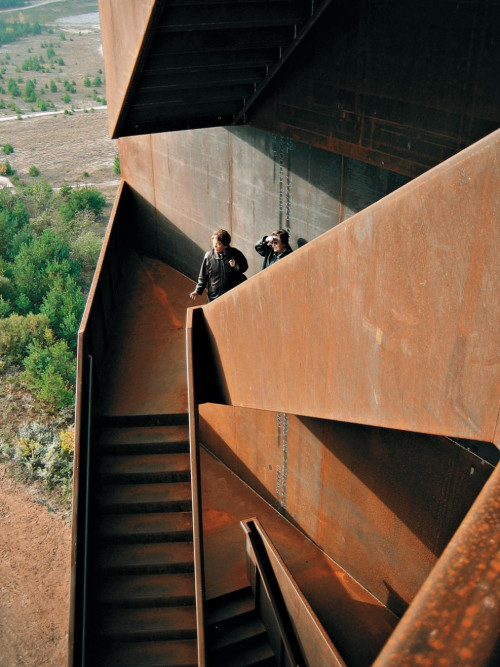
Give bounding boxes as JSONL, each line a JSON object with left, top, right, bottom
{"left": 83, "top": 418, "right": 199, "bottom": 666}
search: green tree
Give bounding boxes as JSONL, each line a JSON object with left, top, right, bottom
{"left": 0, "top": 312, "right": 50, "bottom": 363}
{"left": 24, "top": 78, "right": 36, "bottom": 102}
{"left": 59, "top": 187, "right": 106, "bottom": 223}
{"left": 2, "top": 142, "right": 13, "bottom": 154}
{"left": 7, "top": 78, "right": 20, "bottom": 97}
{"left": 49, "top": 79, "right": 57, "bottom": 93}
{"left": 40, "top": 274, "right": 84, "bottom": 348}
{"left": 22, "top": 334, "right": 75, "bottom": 410}
{"left": 83, "top": 76, "right": 91, "bottom": 87}
{"left": 11, "top": 230, "right": 78, "bottom": 313}
{"left": 114, "top": 154, "right": 120, "bottom": 175}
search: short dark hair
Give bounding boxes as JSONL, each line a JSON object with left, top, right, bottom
{"left": 273, "top": 229, "right": 289, "bottom": 245}
{"left": 211, "top": 228, "right": 231, "bottom": 246}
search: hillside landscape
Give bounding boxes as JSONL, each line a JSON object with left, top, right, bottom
{"left": 0, "top": 2, "right": 118, "bottom": 664}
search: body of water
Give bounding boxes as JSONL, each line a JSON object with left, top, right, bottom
{"left": 56, "top": 12, "right": 100, "bottom": 26}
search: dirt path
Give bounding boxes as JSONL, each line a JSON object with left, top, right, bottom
{"left": 0, "top": 465, "right": 71, "bottom": 666}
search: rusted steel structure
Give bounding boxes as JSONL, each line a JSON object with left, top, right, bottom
{"left": 68, "top": 1, "right": 499, "bottom": 665}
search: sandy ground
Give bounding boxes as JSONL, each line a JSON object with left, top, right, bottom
{"left": 0, "top": 465, "right": 71, "bottom": 666}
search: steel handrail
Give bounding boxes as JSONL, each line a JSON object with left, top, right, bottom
{"left": 186, "top": 307, "right": 206, "bottom": 666}
{"left": 80, "top": 353, "right": 93, "bottom": 666}
{"left": 243, "top": 519, "right": 305, "bottom": 667}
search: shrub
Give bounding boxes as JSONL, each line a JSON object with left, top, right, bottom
{"left": 59, "top": 186, "right": 106, "bottom": 223}
{"left": 22, "top": 335, "right": 76, "bottom": 410}
{"left": 2, "top": 142, "right": 13, "bottom": 154}
{"left": 46, "top": 45, "right": 55, "bottom": 59}
{"left": 29, "top": 165, "right": 40, "bottom": 177}
{"left": 0, "top": 312, "right": 50, "bottom": 363}
{"left": 11, "top": 229, "right": 78, "bottom": 312}
{"left": 114, "top": 154, "right": 120, "bottom": 175}
{"left": 24, "top": 78, "right": 36, "bottom": 102}
{"left": 49, "top": 79, "right": 57, "bottom": 92}
{"left": 62, "top": 92, "right": 70, "bottom": 103}
{"left": 92, "top": 76, "right": 102, "bottom": 87}
{"left": 83, "top": 76, "right": 91, "bottom": 87}
{"left": 7, "top": 78, "right": 20, "bottom": 96}
{"left": 13, "top": 422, "right": 74, "bottom": 498}
{"left": 70, "top": 230, "right": 102, "bottom": 275}
{"left": 36, "top": 97, "right": 47, "bottom": 111}
{"left": 40, "top": 274, "right": 84, "bottom": 348}
{"left": 0, "top": 161, "right": 14, "bottom": 175}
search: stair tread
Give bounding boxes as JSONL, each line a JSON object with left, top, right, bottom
{"left": 210, "top": 615, "right": 267, "bottom": 652}
{"left": 99, "top": 573, "right": 195, "bottom": 605}
{"left": 207, "top": 588, "right": 255, "bottom": 626}
{"left": 100, "top": 453, "right": 190, "bottom": 477}
{"left": 98, "top": 605, "right": 196, "bottom": 639}
{"left": 99, "top": 425, "right": 189, "bottom": 446}
{"left": 100, "top": 512, "right": 193, "bottom": 542}
{"left": 100, "top": 482, "right": 192, "bottom": 510}
{"left": 229, "top": 642, "right": 276, "bottom": 667}
{"left": 99, "top": 542, "right": 194, "bottom": 571}
{"left": 96, "top": 638, "right": 197, "bottom": 666}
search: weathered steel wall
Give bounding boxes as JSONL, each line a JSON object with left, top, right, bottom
{"left": 119, "top": 125, "right": 408, "bottom": 280}
{"left": 248, "top": 0, "right": 500, "bottom": 178}
{"left": 194, "top": 130, "right": 500, "bottom": 444}
{"left": 199, "top": 404, "right": 495, "bottom": 618}
{"left": 98, "top": 0, "right": 155, "bottom": 137}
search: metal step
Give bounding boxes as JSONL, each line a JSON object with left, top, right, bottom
{"left": 98, "top": 573, "right": 195, "bottom": 608}
{"left": 99, "top": 512, "right": 193, "bottom": 544}
{"left": 98, "top": 606, "right": 197, "bottom": 642}
{"left": 99, "top": 424, "right": 189, "bottom": 455}
{"left": 95, "top": 638, "right": 198, "bottom": 667}
{"left": 98, "top": 542, "right": 194, "bottom": 574}
{"left": 99, "top": 453, "right": 190, "bottom": 483}
{"left": 99, "top": 482, "right": 192, "bottom": 513}
{"left": 207, "top": 586, "right": 255, "bottom": 627}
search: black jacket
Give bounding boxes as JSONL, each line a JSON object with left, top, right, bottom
{"left": 195, "top": 247, "right": 248, "bottom": 301}
{"left": 255, "top": 237, "right": 293, "bottom": 269}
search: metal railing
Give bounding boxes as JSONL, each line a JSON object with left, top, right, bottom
{"left": 241, "top": 518, "right": 346, "bottom": 667}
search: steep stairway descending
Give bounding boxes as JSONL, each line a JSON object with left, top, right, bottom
{"left": 207, "top": 587, "right": 276, "bottom": 667}
{"left": 84, "top": 418, "right": 198, "bottom": 667}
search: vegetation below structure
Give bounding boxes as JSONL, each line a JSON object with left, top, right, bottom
{"left": 0, "top": 178, "right": 105, "bottom": 506}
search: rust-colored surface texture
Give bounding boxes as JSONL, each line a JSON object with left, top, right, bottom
{"left": 198, "top": 130, "right": 500, "bottom": 443}
{"left": 98, "top": 0, "right": 156, "bottom": 137}
{"left": 373, "top": 463, "right": 500, "bottom": 666}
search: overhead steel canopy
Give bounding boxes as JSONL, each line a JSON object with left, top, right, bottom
{"left": 110, "top": 0, "right": 332, "bottom": 138}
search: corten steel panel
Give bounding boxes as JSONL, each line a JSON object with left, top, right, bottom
{"left": 199, "top": 404, "right": 494, "bottom": 616}
{"left": 248, "top": 0, "right": 500, "bottom": 177}
{"left": 373, "top": 462, "right": 500, "bottom": 667}
{"left": 201, "top": 448, "right": 398, "bottom": 666}
{"left": 197, "top": 130, "right": 500, "bottom": 443}
{"left": 98, "top": 0, "right": 156, "bottom": 138}
{"left": 119, "top": 126, "right": 408, "bottom": 280}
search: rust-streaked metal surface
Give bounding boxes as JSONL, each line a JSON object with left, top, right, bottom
{"left": 373, "top": 462, "right": 500, "bottom": 666}
{"left": 200, "top": 447, "right": 398, "bottom": 666}
{"left": 98, "top": 254, "right": 196, "bottom": 418}
{"left": 98, "top": 0, "right": 156, "bottom": 138}
{"left": 199, "top": 403, "right": 494, "bottom": 618}
{"left": 99, "top": 1, "right": 500, "bottom": 176}
{"left": 242, "top": 518, "right": 347, "bottom": 666}
{"left": 119, "top": 125, "right": 409, "bottom": 282}
{"left": 196, "top": 130, "right": 500, "bottom": 443}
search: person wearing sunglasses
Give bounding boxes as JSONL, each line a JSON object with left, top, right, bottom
{"left": 255, "top": 229, "right": 293, "bottom": 270}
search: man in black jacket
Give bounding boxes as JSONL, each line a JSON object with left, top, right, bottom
{"left": 255, "top": 229, "right": 293, "bottom": 269}
{"left": 190, "top": 229, "right": 248, "bottom": 302}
